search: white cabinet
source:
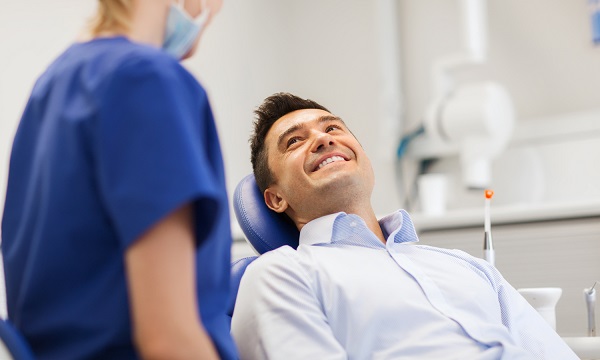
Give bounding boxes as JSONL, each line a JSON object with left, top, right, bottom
{"left": 416, "top": 215, "right": 600, "bottom": 337}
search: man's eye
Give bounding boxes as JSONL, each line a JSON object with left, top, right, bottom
{"left": 286, "top": 137, "right": 300, "bottom": 148}
{"left": 326, "top": 125, "right": 341, "bottom": 132}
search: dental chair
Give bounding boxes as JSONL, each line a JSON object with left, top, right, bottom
{"left": 227, "top": 174, "right": 299, "bottom": 321}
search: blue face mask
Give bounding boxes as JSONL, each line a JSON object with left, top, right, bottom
{"left": 163, "top": 0, "right": 210, "bottom": 59}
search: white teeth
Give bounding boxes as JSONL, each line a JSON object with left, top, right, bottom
{"left": 317, "top": 156, "right": 345, "bottom": 170}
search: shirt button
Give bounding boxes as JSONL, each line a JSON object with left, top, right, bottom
{"left": 350, "top": 221, "right": 357, "bottom": 227}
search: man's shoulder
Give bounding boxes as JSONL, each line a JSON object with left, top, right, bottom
{"left": 242, "top": 245, "right": 316, "bottom": 285}
{"left": 247, "top": 245, "right": 299, "bottom": 270}
{"left": 236, "top": 246, "right": 324, "bottom": 308}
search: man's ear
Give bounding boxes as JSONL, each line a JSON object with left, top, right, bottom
{"left": 264, "top": 187, "right": 288, "bottom": 213}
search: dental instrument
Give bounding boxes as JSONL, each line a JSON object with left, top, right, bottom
{"left": 585, "top": 281, "right": 597, "bottom": 336}
{"left": 483, "top": 189, "right": 494, "bottom": 266}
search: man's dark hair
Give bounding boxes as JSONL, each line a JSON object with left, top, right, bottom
{"left": 250, "top": 92, "right": 329, "bottom": 193}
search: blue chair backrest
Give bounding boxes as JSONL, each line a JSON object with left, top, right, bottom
{"left": 227, "top": 174, "right": 300, "bottom": 320}
{"left": 226, "top": 256, "right": 257, "bottom": 319}
{"left": 232, "top": 174, "right": 299, "bottom": 254}
{"left": 0, "top": 318, "right": 35, "bottom": 360}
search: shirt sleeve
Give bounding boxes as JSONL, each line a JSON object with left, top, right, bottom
{"left": 94, "top": 55, "right": 221, "bottom": 248}
{"left": 493, "top": 271, "right": 579, "bottom": 359}
{"left": 231, "top": 247, "right": 347, "bottom": 360}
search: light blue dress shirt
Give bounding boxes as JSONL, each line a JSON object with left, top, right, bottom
{"left": 231, "top": 210, "right": 578, "bottom": 359}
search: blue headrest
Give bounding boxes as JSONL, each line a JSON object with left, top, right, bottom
{"left": 233, "top": 174, "right": 299, "bottom": 254}
{"left": 226, "top": 256, "right": 257, "bottom": 318}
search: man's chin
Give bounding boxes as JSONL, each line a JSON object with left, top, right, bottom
{"left": 312, "top": 171, "right": 363, "bottom": 193}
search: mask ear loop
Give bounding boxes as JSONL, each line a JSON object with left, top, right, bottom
{"left": 195, "top": 0, "right": 211, "bottom": 27}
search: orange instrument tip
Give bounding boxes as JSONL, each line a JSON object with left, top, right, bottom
{"left": 484, "top": 189, "right": 494, "bottom": 199}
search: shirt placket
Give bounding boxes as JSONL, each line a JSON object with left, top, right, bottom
{"left": 386, "top": 242, "right": 492, "bottom": 347}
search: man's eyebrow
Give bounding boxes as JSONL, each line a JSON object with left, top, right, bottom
{"left": 277, "top": 122, "right": 305, "bottom": 149}
{"left": 276, "top": 115, "right": 347, "bottom": 149}
{"left": 318, "top": 115, "right": 345, "bottom": 126}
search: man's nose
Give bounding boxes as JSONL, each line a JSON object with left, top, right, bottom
{"left": 311, "top": 131, "right": 335, "bottom": 152}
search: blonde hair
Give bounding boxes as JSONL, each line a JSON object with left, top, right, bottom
{"left": 88, "top": 0, "right": 133, "bottom": 36}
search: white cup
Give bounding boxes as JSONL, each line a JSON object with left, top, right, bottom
{"left": 517, "top": 287, "right": 562, "bottom": 330}
{"left": 417, "top": 173, "right": 448, "bottom": 216}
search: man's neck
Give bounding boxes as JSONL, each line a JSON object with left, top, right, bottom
{"left": 294, "top": 205, "right": 386, "bottom": 244}
{"left": 349, "top": 208, "right": 386, "bottom": 244}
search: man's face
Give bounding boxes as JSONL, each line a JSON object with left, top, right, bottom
{"left": 263, "top": 109, "right": 375, "bottom": 222}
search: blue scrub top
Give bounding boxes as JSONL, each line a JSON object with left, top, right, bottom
{"left": 1, "top": 37, "right": 237, "bottom": 359}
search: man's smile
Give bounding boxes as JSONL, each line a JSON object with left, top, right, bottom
{"left": 311, "top": 153, "right": 349, "bottom": 172}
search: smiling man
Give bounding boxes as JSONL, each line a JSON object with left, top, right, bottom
{"left": 231, "top": 93, "right": 577, "bottom": 360}
{"left": 262, "top": 108, "right": 380, "bottom": 238}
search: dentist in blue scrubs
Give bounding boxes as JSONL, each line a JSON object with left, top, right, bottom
{"left": 1, "top": 0, "right": 237, "bottom": 359}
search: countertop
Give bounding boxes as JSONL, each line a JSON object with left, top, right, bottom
{"left": 410, "top": 199, "right": 600, "bottom": 232}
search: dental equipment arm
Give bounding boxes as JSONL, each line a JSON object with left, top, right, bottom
{"left": 411, "top": 0, "right": 515, "bottom": 189}
{"left": 483, "top": 189, "right": 494, "bottom": 266}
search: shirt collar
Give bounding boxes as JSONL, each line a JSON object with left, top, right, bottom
{"left": 380, "top": 209, "right": 420, "bottom": 244}
{"left": 299, "top": 209, "right": 419, "bottom": 246}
